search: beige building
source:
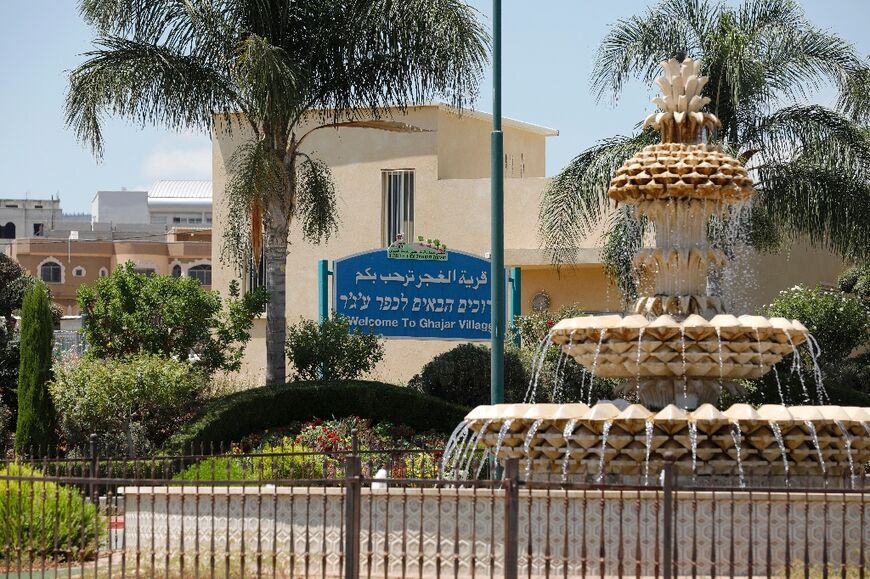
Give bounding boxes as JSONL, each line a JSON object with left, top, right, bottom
{"left": 212, "top": 104, "right": 846, "bottom": 385}
{"left": 6, "top": 228, "right": 212, "bottom": 314}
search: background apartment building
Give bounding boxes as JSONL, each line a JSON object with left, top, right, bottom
{"left": 3, "top": 181, "right": 213, "bottom": 314}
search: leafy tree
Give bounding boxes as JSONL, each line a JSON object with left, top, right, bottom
{"left": 66, "top": 0, "right": 489, "bottom": 386}
{"left": 540, "top": 0, "right": 870, "bottom": 297}
{"left": 839, "top": 264, "right": 870, "bottom": 304}
{"left": 0, "top": 254, "right": 36, "bottom": 422}
{"left": 50, "top": 353, "right": 204, "bottom": 456}
{"left": 77, "top": 262, "right": 266, "bottom": 375}
{"left": 15, "top": 282, "right": 56, "bottom": 455}
{"left": 285, "top": 316, "right": 384, "bottom": 381}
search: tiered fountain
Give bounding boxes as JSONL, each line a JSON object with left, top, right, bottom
{"left": 446, "top": 58, "right": 870, "bottom": 484}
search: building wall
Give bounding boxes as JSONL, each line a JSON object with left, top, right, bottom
{"left": 212, "top": 106, "right": 559, "bottom": 385}
{"left": 0, "top": 198, "right": 63, "bottom": 241}
{"left": 91, "top": 190, "right": 149, "bottom": 224}
{"left": 7, "top": 235, "right": 212, "bottom": 314}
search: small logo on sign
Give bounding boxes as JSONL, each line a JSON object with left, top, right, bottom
{"left": 387, "top": 234, "right": 448, "bottom": 261}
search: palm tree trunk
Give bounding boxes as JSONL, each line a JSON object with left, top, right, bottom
{"left": 264, "top": 213, "right": 288, "bottom": 386}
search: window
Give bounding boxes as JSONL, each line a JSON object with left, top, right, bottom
{"left": 382, "top": 170, "right": 414, "bottom": 245}
{"left": 188, "top": 264, "right": 212, "bottom": 286}
{"left": 99, "top": 267, "right": 109, "bottom": 278}
{"left": 72, "top": 266, "right": 86, "bottom": 278}
{"left": 0, "top": 222, "right": 14, "bottom": 239}
{"left": 33, "top": 223, "right": 44, "bottom": 237}
{"left": 40, "top": 261, "right": 62, "bottom": 283}
{"left": 248, "top": 248, "right": 266, "bottom": 292}
{"left": 171, "top": 264, "right": 182, "bottom": 277}
{"left": 133, "top": 268, "right": 156, "bottom": 277}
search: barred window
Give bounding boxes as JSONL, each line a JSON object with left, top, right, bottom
{"left": 382, "top": 170, "right": 414, "bottom": 246}
{"left": 188, "top": 264, "right": 212, "bottom": 286}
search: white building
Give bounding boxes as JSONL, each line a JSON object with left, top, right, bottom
{"left": 0, "top": 197, "right": 63, "bottom": 241}
{"left": 90, "top": 180, "right": 211, "bottom": 228}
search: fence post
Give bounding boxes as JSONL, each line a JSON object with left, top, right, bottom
{"left": 344, "top": 430, "right": 362, "bottom": 579}
{"left": 662, "top": 454, "right": 675, "bottom": 579}
{"left": 503, "top": 457, "right": 520, "bottom": 579}
{"left": 89, "top": 433, "right": 99, "bottom": 503}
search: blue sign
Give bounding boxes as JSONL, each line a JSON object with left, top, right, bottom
{"left": 334, "top": 242, "right": 497, "bottom": 340}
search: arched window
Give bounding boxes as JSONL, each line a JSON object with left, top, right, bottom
{"left": 187, "top": 264, "right": 211, "bottom": 286}
{"left": 0, "top": 222, "right": 15, "bottom": 239}
{"left": 171, "top": 264, "right": 182, "bottom": 277}
{"left": 99, "top": 267, "right": 109, "bottom": 278}
{"left": 40, "top": 261, "right": 62, "bottom": 283}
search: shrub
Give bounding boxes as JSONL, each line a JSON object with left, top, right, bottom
{"left": 0, "top": 463, "right": 103, "bottom": 560}
{"left": 409, "top": 344, "right": 528, "bottom": 406}
{"left": 163, "top": 380, "right": 467, "bottom": 454}
{"left": 838, "top": 264, "right": 870, "bottom": 300}
{"left": 15, "top": 281, "right": 56, "bottom": 455}
{"left": 50, "top": 353, "right": 205, "bottom": 456}
{"left": 511, "top": 304, "right": 587, "bottom": 348}
{"left": 760, "top": 285, "right": 869, "bottom": 363}
{"left": 77, "top": 262, "right": 267, "bottom": 375}
{"left": 285, "top": 316, "right": 384, "bottom": 381}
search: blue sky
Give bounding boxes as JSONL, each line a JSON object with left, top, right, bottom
{"left": 2, "top": 1, "right": 869, "bottom": 213}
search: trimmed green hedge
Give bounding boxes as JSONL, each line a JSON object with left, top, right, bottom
{"left": 163, "top": 380, "right": 468, "bottom": 454}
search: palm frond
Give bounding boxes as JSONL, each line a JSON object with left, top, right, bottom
{"left": 755, "top": 159, "right": 870, "bottom": 261}
{"left": 539, "top": 130, "right": 657, "bottom": 267}
{"left": 65, "top": 36, "right": 236, "bottom": 156}
{"left": 600, "top": 206, "right": 647, "bottom": 302}
{"left": 221, "top": 140, "right": 287, "bottom": 272}
{"left": 591, "top": 0, "right": 715, "bottom": 103}
{"left": 296, "top": 155, "right": 340, "bottom": 245}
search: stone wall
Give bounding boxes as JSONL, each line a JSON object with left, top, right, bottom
{"left": 121, "top": 485, "right": 869, "bottom": 577}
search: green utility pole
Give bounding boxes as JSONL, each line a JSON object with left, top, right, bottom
{"left": 490, "top": 0, "right": 505, "bottom": 407}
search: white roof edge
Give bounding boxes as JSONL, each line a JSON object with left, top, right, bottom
{"left": 224, "top": 104, "right": 560, "bottom": 137}
{"left": 432, "top": 103, "right": 559, "bottom": 137}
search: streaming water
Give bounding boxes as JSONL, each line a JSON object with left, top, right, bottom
{"left": 688, "top": 421, "right": 698, "bottom": 479}
{"left": 595, "top": 420, "right": 613, "bottom": 483}
{"left": 834, "top": 419, "right": 856, "bottom": 487}
{"left": 680, "top": 327, "right": 689, "bottom": 408}
{"left": 643, "top": 420, "right": 654, "bottom": 486}
{"left": 805, "top": 334, "right": 829, "bottom": 404}
{"left": 525, "top": 330, "right": 556, "bottom": 403}
{"left": 769, "top": 421, "right": 790, "bottom": 485}
{"left": 491, "top": 419, "right": 514, "bottom": 466}
{"left": 772, "top": 365, "right": 786, "bottom": 405}
{"left": 443, "top": 422, "right": 473, "bottom": 477}
{"left": 804, "top": 420, "right": 826, "bottom": 477}
{"left": 459, "top": 419, "right": 493, "bottom": 479}
{"left": 634, "top": 328, "right": 645, "bottom": 402}
{"left": 523, "top": 418, "right": 544, "bottom": 480}
{"left": 587, "top": 331, "right": 606, "bottom": 405}
{"left": 561, "top": 418, "right": 579, "bottom": 482}
{"left": 785, "top": 330, "right": 811, "bottom": 403}
{"left": 715, "top": 327, "right": 725, "bottom": 384}
{"left": 730, "top": 422, "right": 746, "bottom": 488}
{"left": 441, "top": 421, "right": 470, "bottom": 474}
{"left": 551, "top": 352, "right": 568, "bottom": 403}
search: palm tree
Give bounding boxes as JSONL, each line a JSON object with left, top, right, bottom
{"left": 66, "top": 0, "right": 488, "bottom": 385}
{"left": 540, "top": 0, "right": 870, "bottom": 300}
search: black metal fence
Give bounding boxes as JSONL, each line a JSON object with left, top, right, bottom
{"left": 1, "top": 443, "right": 869, "bottom": 578}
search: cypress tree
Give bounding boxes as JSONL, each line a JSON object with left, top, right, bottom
{"left": 15, "top": 281, "right": 56, "bottom": 455}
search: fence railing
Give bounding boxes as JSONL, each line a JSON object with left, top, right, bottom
{"left": 2, "top": 443, "right": 869, "bottom": 578}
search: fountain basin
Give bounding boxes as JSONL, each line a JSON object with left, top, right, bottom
{"left": 460, "top": 403, "right": 868, "bottom": 480}
{"left": 550, "top": 313, "right": 808, "bottom": 408}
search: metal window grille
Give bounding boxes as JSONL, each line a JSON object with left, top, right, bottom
{"left": 187, "top": 264, "right": 212, "bottom": 286}
{"left": 382, "top": 170, "right": 414, "bottom": 246}
{"left": 40, "top": 262, "right": 61, "bottom": 283}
